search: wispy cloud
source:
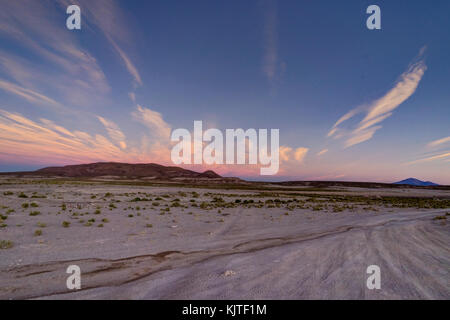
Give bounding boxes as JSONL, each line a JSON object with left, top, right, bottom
{"left": 279, "top": 146, "right": 292, "bottom": 162}
{"left": 261, "top": 0, "right": 279, "bottom": 82}
{"left": 0, "top": 80, "right": 61, "bottom": 109}
{"left": 427, "top": 136, "right": 450, "bottom": 148}
{"left": 131, "top": 105, "right": 173, "bottom": 162}
{"left": 132, "top": 105, "right": 171, "bottom": 140}
{"left": 129, "top": 92, "right": 136, "bottom": 103}
{"left": 97, "top": 116, "right": 127, "bottom": 149}
{"left": 109, "top": 38, "right": 143, "bottom": 87}
{"left": 0, "top": 109, "right": 123, "bottom": 164}
{"left": 0, "top": 0, "right": 143, "bottom": 112}
{"left": 317, "top": 149, "right": 328, "bottom": 156}
{"left": 0, "top": 1, "right": 112, "bottom": 109}
{"left": 294, "top": 147, "right": 309, "bottom": 162}
{"left": 405, "top": 151, "right": 450, "bottom": 165}
{"left": 63, "top": 0, "right": 143, "bottom": 87}
{"left": 278, "top": 146, "right": 309, "bottom": 163}
{"left": 328, "top": 49, "right": 427, "bottom": 148}
{"left": 0, "top": 108, "right": 172, "bottom": 165}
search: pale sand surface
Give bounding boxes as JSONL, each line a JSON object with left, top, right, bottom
{"left": 0, "top": 179, "right": 448, "bottom": 299}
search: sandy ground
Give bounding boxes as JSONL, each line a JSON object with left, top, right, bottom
{"left": 0, "top": 180, "right": 449, "bottom": 299}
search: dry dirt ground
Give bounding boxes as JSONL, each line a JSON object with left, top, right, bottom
{"left": 0, "top": 178, "right": 449, "bottom": 299}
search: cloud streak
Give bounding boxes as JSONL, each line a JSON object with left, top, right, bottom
{"left": 261, "top": 0, "right": 278, "bottom": 82}
{"left": 0, "top": 1, "right": 112, "bottom": 109}
{"left": 0, "top": 0, "right": 143, "bottom": 112}
{"left": 328, "top": 50, "right": 427, "bottom": 148}
{"left": 97, "top": 116, "right": 127, "bottom": 149}
{"left": 132, "top": 105, "right": 171, "bottom": 140}
{"left": 427, "top": 136, "right": 450, "bottom": 148}
{"left": 63, "top": 0, "right": 143, "bottom": 87}
{"left": 0, "top": 80, "right": 61, "bottom": 109}
{"left": 0, "top": 107, "right": 174, "bottom": 166}
{"left": 405, "top": 151, "right": 450, "bottom": 165}
{"left": 109, "top": 38, "right": 143, "bottom": 87}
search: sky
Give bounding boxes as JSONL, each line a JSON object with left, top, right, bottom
{"left": 0, "top": 0, "right": 449, "bottom": 184}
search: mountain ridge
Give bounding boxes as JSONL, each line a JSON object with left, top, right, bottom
{"left": 32, "top": 162, "right": 224, "bottom": 179}
{"left": 394, "top": 178, "right": 439, "bottom": 186}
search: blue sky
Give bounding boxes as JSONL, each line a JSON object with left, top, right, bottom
{"left": 0, "top": 0, "right": 449, "bottom": 183}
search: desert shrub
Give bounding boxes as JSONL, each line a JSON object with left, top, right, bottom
{"left": 62, "top": 221, "right": 70, "bottom": 228}
{"left": 3, "top": 191, "right": 13, "bottom": 196}
{"left": 131, "top": 197, "right": 151, "bottom": 202}
{"left": 29, "top": 211, "right": 41, "bottom": 216}
{"left": 31, "top": 195, "right": 46, "bottom": 199}
{"left": 0, "top": 240, "right": 13, "bottom": 249}
{"left": 22, "top": 203, "right": 29, "bottom": 208}
{"left": 18, "top": 192, "right": 28, "bottom": 198}
{"left": 34, "top": 229, "right": 43, "bottom": 236}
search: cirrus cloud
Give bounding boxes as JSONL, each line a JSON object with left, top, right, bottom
{"left": 328, "top": 49, "right": 427, "bottom": 148}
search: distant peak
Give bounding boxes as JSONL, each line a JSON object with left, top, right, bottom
{"left": 33, "top": 162, "right": 224, "bottom": 180}
{"left": 394, "top": 178, "right": 438, "bottom": 186}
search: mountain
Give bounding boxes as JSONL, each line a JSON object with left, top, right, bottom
{"left": 31, "top": 162, "right": 223, "bottom": 179}
{"left": 393, "top": 178, "right": 439, "bottom": 186}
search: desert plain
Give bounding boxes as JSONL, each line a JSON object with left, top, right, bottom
{"left": 0, "top": 177, "right": 449, "bottom": 299}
